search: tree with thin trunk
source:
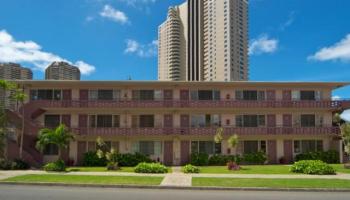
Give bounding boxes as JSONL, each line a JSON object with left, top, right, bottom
{"left": 334, "top": 113, "right": 350, "bottom": 165}
{"left": 36, "top": 124, "right": 75, "bottom": 160}
{"left": 12, "top": 89, "right": 27, "bottom": 159}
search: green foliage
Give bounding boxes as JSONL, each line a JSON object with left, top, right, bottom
{"left": 208, "top": 154, "right": 242, "bottom": 166}
{"left": 214, "top": 127, "right": 224, "bottom": 143}
{"left": 43, "top": 159, "right": 66, "bottom": 172}
{"left": 134, "top": 162, "right": 168, "bottom": 174}
{"left": 243, "top": 152, "right": 267, "bottom": 165}
{"left": 190, "top": 153, "right": 209, "bottom": 166}
{"left": 340, "top": 123, "right": 350, "bottom": 155}
{"left": 295, "top": 150, "right": 340, "bottom": 164}
{"left": 0, "top": 158, "right": 13, "bottom": 170}
{"left": 116, "top": 153, "right": 153, "bottom": 167}
{"left": 290, "top": 160, "right": 336, "bottom": 175}
{"left": 228, "top": 134, "right": 239, "bottom": 148}
{"left": 83, "top": 151, "right": 107, "bottom": 166}
{"left": 36, "top": 124, "right": 75, "bottom": 160}
{"left": 12, "top": 159, "right": 30, "bottom": 170}
{"left": 183, "top": 164, "right": 200, "bottom": 173}
{"left": 106, "top": 162, "right": 119, "bottom": 171}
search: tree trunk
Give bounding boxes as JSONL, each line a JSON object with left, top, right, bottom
{"left": 58, "top": 148, "right": 62, "bottom": 161}
{"left": 19, "top": 102, "right": 24, "bottom": 159}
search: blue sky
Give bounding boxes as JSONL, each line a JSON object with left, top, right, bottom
{"left": 0, "top": 0, "right": 350, "bottom": 100}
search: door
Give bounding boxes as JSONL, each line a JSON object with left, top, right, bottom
{"left": 282, "top": 90, "right": 292, "bottom": 101}
{"left": 268, "top": 140, "right": 277, "bottom": 164}
{"left": 283, "top": 140, "right": 293, "bottom": 164}
{"left": 163, "top": 114, "right": 173, "bottom": 128}
{"left": 180, "top": 141, "right": 190, "bottom": 165}
{"left": 78, "top": 115, "right": 88, "bottom": 135}
{"left": 77, "top": 141, "right": 87, "bottom": 166}
{"left": 283, "top": 114, "right": 292, "bottom": 127}
{"left": 62, "top": 90, "right": 72, "bottom": 107}
{"left": 163, "top": 141, "right": 173, "bottom": 166}
{"left": 266, "top": 90, "right": 276, "bottom": 101}
{"left": 79, "top": 90, "right": 89, "bottom": 107}
{"left": 163, "top": 90, "right": 173, "bottom": 100}
{"left": 180, "top": 90, "right": 189, "bottom": 100}
{"left": 61, "top": 115, "right": 71, "bottom": 128}
{"left": 267, "top": 115, "right": 276, "bottom": 127}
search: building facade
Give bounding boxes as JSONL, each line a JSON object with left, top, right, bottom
{"left": 45, "top": 62, "right": 81, "bottom": 80}
{"left": 5, "top": 81, "right": 350, "bottom": 166}
{"left": 0, "top": 63, "right": 33, "bottom": 109}
{"left": 158, "top": 0, "right": 249, "bottom": 81}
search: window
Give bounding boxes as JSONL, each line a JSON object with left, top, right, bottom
{"left": 236, "top": 115, "right": 265, "bottom": 127}
{"left": 43, "top": 144, "right": 59, "bottom": 155}
{"left": 96, "top": 115, "right": 113, "bottom": 127}
{"left": 139, "top": 115, "right": 154, "bottom": 128}
{"left": 294, "top": 140, "right": 323, "bottom": 154}
{"left": 236, "top": 90, "right": 263, "bottom": 100}
{"left": 191, "top": 90, "right": 220, "bottom": 100}
{"left": 300, "top": 91, "right": 315, "bottom": 100}
{"left": 44, "top": 115, "right": 60, "bottom": 128}
{"left": 140, "top": 90, "right": 155, "bottom": 100}
{"left": 139, "top": 141, "right": 154, "bottom": 155}
{"left": 98, "top": 90, "right": 113, "bottom": 100}
{"left": 243, "top": 141, "right": 266, "bottom": 154}
{"left": 300, "top": 114, "right": 315, "bottom": 127}
{"left": 191, "top": 141, "right": 221, "bottom": 154}
{"left": 31, "top": 89, "right": 62, "bottom": 100}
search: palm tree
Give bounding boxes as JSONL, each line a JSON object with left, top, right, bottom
{"left": 12, "top": 89, "right": 27, "bottom": 159}
{"left": 36, "top": 124, "right": 75, "bottom": 160}
{"left": 334, "top": 113, "right": 350, "bottom": 164}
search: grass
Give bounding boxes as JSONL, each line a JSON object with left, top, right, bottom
{"left": 192, "top": 177, "right": 350, "bottom": 189}
{"left": 199, "top": 165, "right": 293, "bottom": 174}
{"left": 331, "top": 164, "right": 350, "bottom": 174}
{"left": 3, "top": 174, "right": 163, "bottom": 186}
{"left": 67, "top": 166, "right": 172, "bottom": 173}
{"left": 67, "top": 167, "right": 135, "bottom": 173}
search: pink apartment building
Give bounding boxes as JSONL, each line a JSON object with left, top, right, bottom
{"left": 5, "top": 80, "right": 350, "bottom": 166}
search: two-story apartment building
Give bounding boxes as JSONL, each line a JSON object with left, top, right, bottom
{"left": 5, "top": 81, "right": 350, "bottom": 166}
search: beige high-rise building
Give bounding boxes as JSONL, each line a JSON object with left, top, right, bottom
{"left": 45, "top": 61, "right": 81, "bottom": 80}
{"left": 158, "top": 0, "right": 249, "bottom": 81}
{"left": 0, "top": 63, "right": 33, "bottom": 109}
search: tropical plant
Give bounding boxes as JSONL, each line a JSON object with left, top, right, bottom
{"left": 214, "top": 127, "right": 224, "bottom": 143}
{"left": 228, "top": 134, "right": 239, "bottom": 148}
{"left": 12, "top": 89, "right": 27, "bottom": 159}
{"left": 36, "top": 124, "right": 75, "bottom": 160}
{"left": 183, "top": 164, "right": 200, "bottom": 173}
{"left": 134, "top": 162, "right": 168, "bottom": 174}
{"left": 96, "top": 137, "right": 120, "bottom": 170}
{"left": 334, "top": 113, "right": 350, "bottom": 163}
{"left": 290, "top": 160, "right": 336, "bottom": 175}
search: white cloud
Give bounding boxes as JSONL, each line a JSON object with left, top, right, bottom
{"left": 332, "top": 96, "right": 342, "bottom": 100}
{"left": 0, "top": 30, "right": 95, "bottom": 75}
{"left": 124, "top": 39, "right": 158, "bottom": 58}
{"left": 308, "top": 34, "right": 350, "bottom": 62}
{"left": 341, "top": 109, "right": 350, "bottom": 122}
{"left": 280, "top": 11, "right": 296, "bottom": 31}
{"left": 249, "top": 35, "right": 279, "bottom": 55}
{"left": 100, "top": 5, "right": 129, "bottom": 24}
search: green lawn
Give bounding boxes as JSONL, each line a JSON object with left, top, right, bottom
{"left": 67, "top": 167, "right": 135, "bottom": 173}
{"left": 331, "top": 164, "right": 350, "bottom": 174}
{"left": 192, "top": 177, "right": 350, "bottom": 189}
{"left": 3, "top": 174, "right": 163, "bottom": 186}
{"left": 199, "top": 165, "right": 293, "bottom": 174}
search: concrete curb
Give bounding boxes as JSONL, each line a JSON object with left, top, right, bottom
{"left": 1, "top": 182, "right": 350, "bottom": 193}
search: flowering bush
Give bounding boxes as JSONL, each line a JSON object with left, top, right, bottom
{"left": 227, "top": 161, "right": 240, "bottom": 171}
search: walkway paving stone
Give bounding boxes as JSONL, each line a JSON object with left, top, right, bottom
{"left": 160, "top": 167, "right": 191, "bottom": 186}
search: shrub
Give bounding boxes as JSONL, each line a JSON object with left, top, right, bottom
{"left": 190, "top": 153, "right": 209, "bottom": 166}
{"left": 183, "top": 164, "right": 200, "bottom": 173}
{"left": 134, "top": 162, "right": 168, "bottom": 174}
{"left": 290, "top": 160, "right": 336, "bottom": 175}
{"left": 106, "top": 162, "right": 119, "bottom": 171}
{"left": 227, "top": 161, "right": 240, "bottom": 171}
{"left": 43, "top": 160, "right": 66, "bottom": 172}
{"left": 117, "top": 153, "right": 152, "bottom": 167}
{"left": 295, "top": 150, "right": 340, "bottom": 164}
{"left": 243, "top": 151, "right": 267, "bottom": 165}
{"left": 12, "top": 159, "right": 30, "bottom": 170}
{"left": 0, "top": 159, "right": 13, "bottom": 170}
{"left": 83, "top": 151, "right": 107, "bottom": 167}
{"left": 208, "top": 155, "right": 242, "bottom": 166}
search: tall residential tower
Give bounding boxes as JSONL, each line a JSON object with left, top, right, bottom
{"left": 45, "top": 61, "right": 81, "bottom": 80}
{"left": 158, "top": 0, "right": 249, "bottom": 81}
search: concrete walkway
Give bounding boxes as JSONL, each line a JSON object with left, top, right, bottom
{"left": 160, "top": 167, "right": 191, "bottom": 186}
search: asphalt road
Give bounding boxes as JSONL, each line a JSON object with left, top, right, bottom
{"left": 0, "top": 185, "right": 350, "bottom": 200}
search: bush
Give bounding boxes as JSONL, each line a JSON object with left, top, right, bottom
{"left": 208, "top": 155, "right": 242, "bottom": 166}
{"left": 243, "top": 152, "right": 267, "bottom": 165}
{"left": 12, "top": 159, "right": 30, "bottom": 170}
{"left": 227, "top": 161, "right": 240, "bottom": 171}
{"left": 0, "top": 159, "right": 13, "bottom": 170}
{"left": 295, "top": 150, "right": 339, "bottom": 164}
{"left": 106, "top": 162, "right": 119, "bottom": 171}
{"left": 134, "top": 162, "right": 168, "bottom": 174}
{"left": 290, "top": 160, "right": 336, "bottom": 175}
{"left": 43, "top": 160, "right": 66, "bottom": 172}
{"left": 183, "top": 164, "right": 200, "bottom": 173}
{"left": 83, "top": 151, "right": 107, "bottom": 167}
{"left": 116, "top": 153, "right": 152, "bottom": 167}
{"left": 190, "top": 153, "right": 209, "bottom": 166}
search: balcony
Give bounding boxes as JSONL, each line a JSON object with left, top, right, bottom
{"left": 71, "top": 127, "right": 340, "bottom": 136}
{"left": 27, "top": 99, "right": 350, "bottom": 110}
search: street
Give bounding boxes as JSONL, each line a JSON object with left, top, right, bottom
{"left": 0, "top": 185, "right": 349, "bottom": 200}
